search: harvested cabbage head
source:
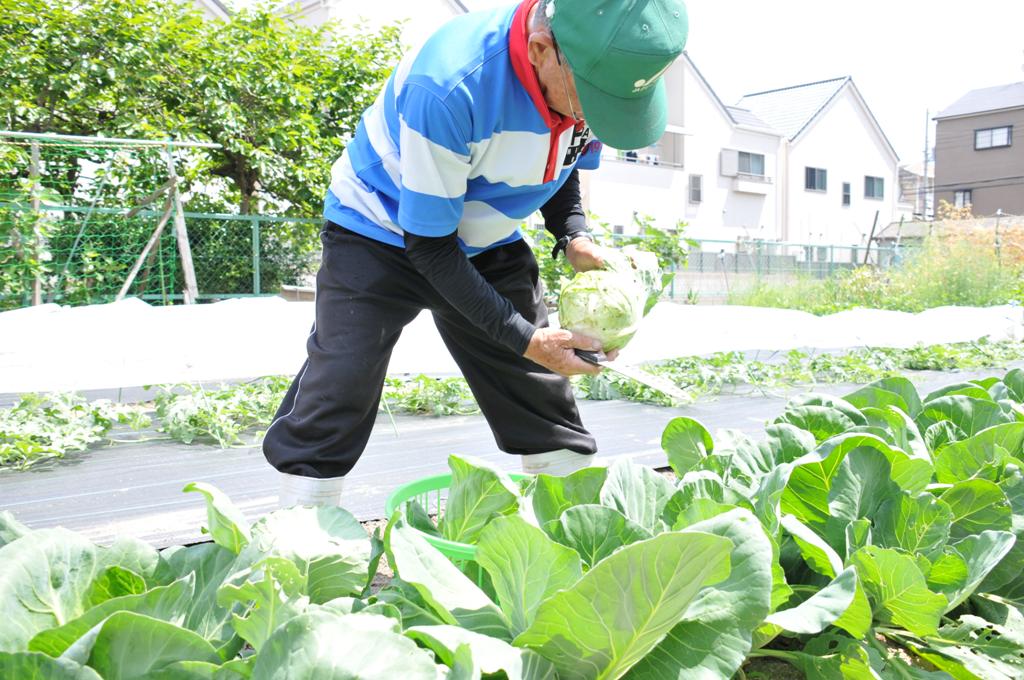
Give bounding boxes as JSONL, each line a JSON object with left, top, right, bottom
{"left": 558, "top": 268, "right": 645, "bottom": 352}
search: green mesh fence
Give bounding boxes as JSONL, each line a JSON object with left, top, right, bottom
{"left": 1, "top": 132, "right": 913, "bottom": 312}
{"left": 0, "top": 133, "right": 320, "bottom": 310}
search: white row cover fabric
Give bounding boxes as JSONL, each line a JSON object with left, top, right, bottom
{"left": 1, "top": 296, "right": 1021, "bottom": 393}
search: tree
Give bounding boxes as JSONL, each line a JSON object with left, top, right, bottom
{"left": 0, "top": 0, "right": 402, "bottom": 306}
{"left": 0, "top": 0, "right": 402, "bottom": 217}
{"left": 0, "top": 0, "right": 190, "bottom": 137}
{"left": 149, "top": 6, "right": 401, "bottom": 216}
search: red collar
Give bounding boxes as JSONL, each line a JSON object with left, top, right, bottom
{"left": 508, "top": 0, "right": 570, "bottom": 130}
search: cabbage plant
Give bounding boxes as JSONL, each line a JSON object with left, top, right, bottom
{"left": 5, "top": 370, "right": 1024, "bottom": 678}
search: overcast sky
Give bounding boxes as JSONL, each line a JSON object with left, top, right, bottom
{"left": 456, "top": 0, "right": 1024, "bottom": 164}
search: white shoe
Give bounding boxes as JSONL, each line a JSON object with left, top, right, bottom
{"left": 520, "top": 449, "right": 594, "bottom": 476}
{"left": 278, "top": 472, "right": 346, "bottom": 509}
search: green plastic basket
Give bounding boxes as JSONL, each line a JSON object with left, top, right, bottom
{"left": 385, "top": 472, "right": 528, "bottom": 563}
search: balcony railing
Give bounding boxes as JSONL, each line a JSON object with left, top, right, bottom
{"left": 601, "top": 150, "right": 684, "bottom": 169}
{"left": 736, "top": 172, "right": 773, "bottom": 183}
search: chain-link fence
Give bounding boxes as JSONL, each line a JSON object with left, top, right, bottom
{"left": 2, "top": 131, "right": 924, "bottom": 311}
{"left": 0, "top": 202, "right": 319, "bottom": 308}
{"left": 0, "top": 131, "right": 321, "bottom": 310}
{"left": 673, "top": 238, "right": 909, "bottom": 304}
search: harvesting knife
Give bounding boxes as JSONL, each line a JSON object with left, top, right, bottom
{"left": 574, "top": 350, "right": 689, "bottom": 404}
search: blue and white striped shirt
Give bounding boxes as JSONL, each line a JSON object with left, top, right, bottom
{"left": 324, "top": 0, "right": 602, "bottom": 256}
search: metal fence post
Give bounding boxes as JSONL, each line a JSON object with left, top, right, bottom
{"left": 29, "top": 142, "right": 42, "bottom": 305}
{"left": 251, "top": 216, "right": 262, "bottom": 295}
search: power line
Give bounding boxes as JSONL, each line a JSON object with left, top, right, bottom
{"left": 924, "top": 174, "right": 1024, "bottom": 191}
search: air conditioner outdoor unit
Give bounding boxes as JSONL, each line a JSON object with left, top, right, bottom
{"left": 720, "top": 149, "right": 739, "bottom": 177}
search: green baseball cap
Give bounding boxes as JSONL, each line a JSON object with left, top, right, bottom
{"left": 548, "top": 0, "right": 688, "bottom": 150}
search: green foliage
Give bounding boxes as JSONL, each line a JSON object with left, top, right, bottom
{"left": 731, "top": 237, "right": 1023, "bottom": 314}
{"left": 150, "top": 374, "right": 477, "bottom": 446}
{"left": 152, "top": 376, "right": 289, "bottom": 447}
{"left": 608, "top": 214, "right": 695, "bottom": 273}
{"left": 382, "top": 374, "right": 480, "bottom": 416}
{"left": 439, "top": 456, "right": 520, "bottom": 545}
{"left": 383, "top": 368, "right": 1024, "bottom": 677}
{"left": 0, "top": 0, "right": 401, "bottom": 307}
{"left": 579, "top": 339, "right": 1024, "bottom": 407}
{"left": 0, "top": 373, "right": 484, "bottom": 470}
{"left": 5, "top": 339, "right": 1024, "bottom": 470}
{"left": 0, "top": 392, "right": 148, "bottom": 469}
{"left": 529, "top": 213, "right": 692, "bottom": 306}
{"left": 530, "top": 229, "right": 577, "bottom": 304}
{"left": 0, "top": 0, "right": 401, "bottom": 218}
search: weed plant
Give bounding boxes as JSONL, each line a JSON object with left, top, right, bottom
{"left": 731, "top": 237, "right": 1023, "bottom": 314}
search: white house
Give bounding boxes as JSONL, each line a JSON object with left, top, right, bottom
{"left": 202, "top": 0, "right": 901, "bottom": 249}
{"left": 585, "top": 54, "right": 783, "bottom": 242}
{"left": 192, "top": 0, "right": 232, "bottom": 21}
{"left": 737, "top": 77, "right": 900, "bottom": 246}
{"left": 277, "top": 0, "right": 472, "bottom": 45}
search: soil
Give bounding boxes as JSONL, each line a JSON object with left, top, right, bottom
{"left": 741, "top": 658, "right": 804, "bottom": 679}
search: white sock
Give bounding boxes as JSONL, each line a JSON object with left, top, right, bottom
{"left": 520, "top": 449, "right": 594, "bottom": 476}
{"left": 278, "top": 471, "right": 346, "bottom": 509}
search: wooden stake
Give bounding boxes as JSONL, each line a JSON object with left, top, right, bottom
{"left": 863, "top": 210, "right": 880, "bottom": 266}
{"left": 123, "top": 178, "right": 176, "bottom": 219}
{"left": 164, "top": 149, "right": 199, "bottom": 304}
{"left": 116, "top": 195, "right": 174, "bottom": 301}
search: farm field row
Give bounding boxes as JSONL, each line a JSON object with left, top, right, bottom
{"left": 5, "top": 369, "right": 1024, "bottom": 677}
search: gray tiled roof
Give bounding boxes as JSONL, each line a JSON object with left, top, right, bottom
{"left": 736, "top": 77, "right": 849, "bottom": 140}
{"left": 725, "top": 106, "right": 772, "bottom": 130}
{"left": 936, "top": 82, "right": 1024, "bottom": 119}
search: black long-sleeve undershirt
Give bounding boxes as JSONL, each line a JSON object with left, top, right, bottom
{"left": 539, "top": 168, "right": 588, "bottom": 240}
{"left": 403, "top": 168, "right": 588, "bottom": 355}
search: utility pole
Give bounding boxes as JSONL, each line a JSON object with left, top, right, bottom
{"left": 995, "top": 209, "right": 1004, "bottom": 267}
{"left": 923, "top": 109, "right": 930, "bottom": 219}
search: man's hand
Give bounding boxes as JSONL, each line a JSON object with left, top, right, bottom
{"left": 524, "top": 327, "right": 604, "bottom": 376}
{"left": 565, "top": 237, "right": 611, "bottom": 273}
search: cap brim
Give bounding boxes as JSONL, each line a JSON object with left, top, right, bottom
{"left": 575, "top": 77, "right": 668, "bottom": 151}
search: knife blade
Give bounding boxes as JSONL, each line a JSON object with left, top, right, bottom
{"left": 575, "top": 349, "right": 689, "bottom": 404}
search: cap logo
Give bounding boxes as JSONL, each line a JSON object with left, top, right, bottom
{"left": 632, "top": 62, "right": 672, "bottom": 93}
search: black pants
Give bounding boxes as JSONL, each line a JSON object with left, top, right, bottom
{"left": 262, "top": 224, "right": 596, "bottom": 478}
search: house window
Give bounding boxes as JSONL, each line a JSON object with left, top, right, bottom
{"left": 954, "top": 189, "right": 973, "bottom": 208}
{"left": 975, "top": 126, "right": 1012, "bottom": 150}
{"left": 864, "top": 176, "right": 884, "bottom": 200}
{"left": 738, "top": 152, "right": 765, "bottom": 177}
{"left": 805, "top": 167, "right": 827, "bottom": 192}
{"left": 689, "top": 174, "right": 702, "bottom": 203}
{"left": 842, "top": 182, "right": 851, "bottom": 206}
